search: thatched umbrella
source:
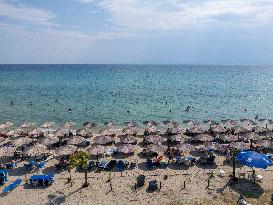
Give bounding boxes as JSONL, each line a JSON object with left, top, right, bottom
{"left": 55, "top": 145, "right": 77, "bottom": 156}
{"left": 252, "top": 126, "right": 269, "bottom": 134}
{"left": 243, "top": 132, "right": 261, "bottom": 141}
{"left": 219, "top": 134, "right": 238, "bottom": 142}
{"left": 240, "top": 119, "right": 257, "bottom": 126}
{"left": 122, "top": 127, "right": 137, "bottom": 135}
{"left": 20, "top": 121, "right": 35, "bottom": 128}
{"left": 10, "top": 137, "right": 33, "bottom": 147}
{"left": 210, "top": 125, "right": 226, "bottom": 134}
{"left": 203, "top": 120, "right": 218, "bottom": 125}
{"left": 93, "top": 135, "right": 113, "bottom": 145}
{"left": 24, "top": 144, "right": 48, "bottom": 156}
{"left": 29, "top": 128, "right": 45, "bottom": 137}
{"left": 232, "top": 126, "right": 250, "bottom": 134}
{"left": 255, "top": 140, "right": 273, "bottom": 149}
{"left": 166, "top": 127, "right": 181, "bottom": 135}
{"left": 116, "top": 144, "right": 136, "bottom": 154}
{"left": 67, "top": 136, "right": 86, "bottom": 146}
{"left": 145, "top": 144, "right": 167, "bottom": 154}
{"left": 0, "top": 122, "right": 13, "bottom": 129}
{"left": 124, "top": 121, "right": 137, "bottom": 127}
{"left": 5, "top": 129, "right": 24, "bottom": 137}
{"left": 185, "top": 127, "right": 204, "bottom": 135}
{"left": 0, "top": 137, "right": 6, "bottom": 144}
{"left": 63, "top": 122, "right": 76, "bottom": 129}
{"left": 194, "top": 134, "right": 214, "bottom": 142}
{"left": 120, "top": 135, "right": 137, "bottom": 144}
{"left": 144, "top": 126, "right": 157, "bottom": 135}
{"left": 99, "top": 128, "right": 116, "bottom": 136}
{"left": 87, "top": 145, "right": 105, "bottom": 155}
{"left": 175, "top": 143, "right": 195, "bottom": 152}
{"left": 83, "top": 122, "right": 97, "bottom": 128}
{"left": 53, "top": 128, "right": 68, "bottom": 138}
{"left": 40, "top": 122, "right": 55, "bottom": 128}
{"left": 40, "top": 136, "right": 59, "bottom": 146}
{"left": 163, "top": 120, "right": 179, "bottom": 127}
{"left": 144, "top": 135, "right": 165, "bottom": 144}
{"left": 143, "top": 120, "right": 159, "bottom": 127}
{"left": 229, "top": 142, "right": 250, "bottom": 150}
{"left": 183, "top": 120, "right": 196, "bottom": 127}
{"left": 0, "top": 146, "right": 16, "bottom": 156}
{"left": 76, "top": 128, "right": 92, "bottom": 137}
{"left": 221, "top": 119, "right": 237, "bottom": 126}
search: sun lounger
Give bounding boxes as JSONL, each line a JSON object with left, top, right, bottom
{"left": 88, "top": 161, "right": 95, "bottom": 170}
{"left": 29, "top": 174, "right": 54, "bottom": 187}
{"left": 36, "top": 161, "right": 46, "bottom": 169}
{"left": 116, "top": 160, "right": 125, "bottom": 172}
{"left": 106, "top": 160, "right": 117, "bottom": 171}
{"left": 98, "top": 160, "right": 108, "bottom": 170}
{"left": 24, "top": 161, "right": 36, "bottom": 169}
{"left": 136, "top": 175, "right": 145, "bottom": 187}
{"left": 148, "top": 180, "right": 158, "bottom": 192}
{"left": 0, "top": 170, "right": 8, "bottom": 185}
{"left": 5, "top": 161, "right": 17, "bottom": 170}
{"left": 2, "top": 178, "right": 22, "bottom": 193}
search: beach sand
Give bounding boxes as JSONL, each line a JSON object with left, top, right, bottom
{"left": 0, "top": 152, "right": 272, "bottom": 205}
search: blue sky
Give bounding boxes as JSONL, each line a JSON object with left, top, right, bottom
{"left": 0, "top": 0, "right": 273, "bottom": 64}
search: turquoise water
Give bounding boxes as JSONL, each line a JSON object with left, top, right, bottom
{"left": 0, "top": 64, "right": 273, "bottom": 127}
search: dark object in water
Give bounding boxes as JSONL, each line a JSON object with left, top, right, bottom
{"left": 136, "top": 175, "right": 145, "bottom": 187}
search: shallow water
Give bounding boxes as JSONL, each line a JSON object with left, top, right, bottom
{"left": 0, "top": 64, "right": 273, "bottom": 127}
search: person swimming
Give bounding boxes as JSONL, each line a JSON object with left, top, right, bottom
{"left": 185, "top": 106, "right": 191, "bottom": 112}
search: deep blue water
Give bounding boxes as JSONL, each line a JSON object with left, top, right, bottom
{"left": 0, "top": 64, "right": 273, "bottom": 127}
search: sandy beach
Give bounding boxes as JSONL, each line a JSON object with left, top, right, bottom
{"left": 0, "top": 129, "right": 272, "bottom": 205}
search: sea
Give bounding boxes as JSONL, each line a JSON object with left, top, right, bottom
{"left": 0, "top": 64, "right": 273, "bottom": 127}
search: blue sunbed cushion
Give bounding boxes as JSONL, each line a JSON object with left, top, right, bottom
{"left": 30, "top": 174, "right": 54, "bottom": 181}
{"left": 2, "top": 178, "right": 22, "bottom": 193}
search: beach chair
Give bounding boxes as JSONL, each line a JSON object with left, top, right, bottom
{"left": 29, "top": 174, "right": 54, "bottom": 187}
{"left": 105, "top": 160, "right": 117, "bottom": 171}
{"left": 0, "top": 169, "right": 8, "bottom": 185}
{"left": 2, "top": 178, "right": 22, "bottom": 193}
{"left": 24, "top": 161, "right": 36, "bottom": 169}
{"left": 5, "top": 161, "right": 18, "bottom": 170}
{"left": 88, "top": 161, "right": 95, "bottom": 170}
{"left": 146, "top": 159, "right": 154, "bottom": 170}
{"left": 136, "top": 175, "right": 145, "bottom": 188}
{"left": 36, "top": 161, "right": 46, "bottom": 169}
{"left": 147, "top": 180, "right": 158, "bottom": 192}
{"left": 98, "top": 160, "right": 108, "bottom": 170}
{"left": 129, "top": 162, "right": 137, "bottom": 169}
{"left": 116, "top": 160, "right": 125, "bottom": 172}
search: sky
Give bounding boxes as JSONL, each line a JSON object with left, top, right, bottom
{"left": 0, "top": 0, "right": 273, "bottom": 64}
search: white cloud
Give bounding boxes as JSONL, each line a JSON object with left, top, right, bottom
{"left": 78, "top": 0, "right": 273, "bottom": 31}
{"left": 0, "top": 0, "right": 55, "bottom": 27}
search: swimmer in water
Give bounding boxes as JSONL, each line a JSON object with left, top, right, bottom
{"left": 185, "top": 106, "right": 191, "bottom": 112}
{"left": 69, "top": 108, "right": 72, "bottom": 112}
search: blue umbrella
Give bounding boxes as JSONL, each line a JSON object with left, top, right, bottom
{"left": 236, "top": 151, "right": 272, "bottom": 169}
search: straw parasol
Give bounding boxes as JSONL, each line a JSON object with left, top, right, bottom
{"left": 194, "top": 134, "right": 214, "bottom": 142}
{"left": 116, "top": 144, "right": 136, "bottom": 154}
{"left": 11, "top": 137, "right": 33, "bottom": 147}
{"left": 221, "top": 119, "right": 237, "bottom": 126}
{"left": 67, "top": 136, "right": 86, "bottom": 146}
{"left": 183, "top": 120, "right": 196, "bottom": 127}
{"left": 163, "top": 120, "right": 179, "bottom": 127}
{"left": 55, "top": 145, "right": 77, "bottom": 156}
{"left": 53, "top": 128, "right": 68, "bottom": 138}
{"left": 0, "top": 122, "right": 13, "bottom": 129}
{"left": 203, "top": 120, "right": 218, "bottom": 125}
{"left": 29, "top": 128, "right": 45, "bottom": 137}
{"left": 144, "top": 126, "right": 157, "bottom": 135}
{"left": 166, "top": 134, "right": 184, "bottom": 142}
{"left": 243, "top": 132, "right": 261, "bottom": 141}
{"left": 175, "top": 143, "right": 195, "bottom": 152}
{"left": 144, "top": 135, "right": 165, "bottom": 144}
{"left": 143, "top": 120, "right": 159, "bottom": 127}
{"left": 210, "top": 125, "right": 226, "bottom": 133}
{"left": 185, "top": 126, "right": 204, "bottom": 135}
{"left": 63, "top": 122, "right": 76, "bottom": 129}
{"left": 0, "top": 137, "right": 6, "bottom": 144}
{"left": 40, "top": 122, "right": 55, "bottom": 128}
{"left": 124, "top": 121, "right": 137, "bottom": 127}
{"left": 232, "top": 125, "right": 250, "bottom": 134}
{"left": 166, "top": 127, "right": 181, "bottom": 135}
{"left": 76, "top": 128, "right": 92, "bottom": 137}
{"left": 5, "top": 129, "right": 24, "bottom": 137}
{"left": 87, "top": 145, "right": 105, "bottom": 155}
{"left": 99, "top": 128, "right": 116, "bottom": 136}
{"left": 145, "top": 144, "right": 167, "bottom": 154}
{"left": 20, "top": 121, "right": 35, "bottom": 128}
{"left": 219, "top": 134, "right": 238, "bottom": 142}
{"left": 0, "top": 146, "right": 16, "bottom": 156}
{"left": 240, "top": 119, "right": 257, "bottom": 126}
{"left": 40, "top": 136, "right": 59, "bottom": 146}
{"left": 229, "top": 142, "right": 250, "bottom": 150}
{"left": 255, "top": 140, "right": 273, "bottom": 149}
{"left": 252, "top": 126, "right": 269, "bottom": 133}
{"left": 120, "top": 135, "right": 137, "bottom": 144}
{"left": 83, "top": 122, "right": 97, "bottom": 128}
{"left": 122, "top": 127, "right": 137, "bottom": 135}
{"left": 24, "top": 144, "right": 48, "bottom": 156}
{"left": 93, "top": 135, "right": 113, "bottom": 145}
